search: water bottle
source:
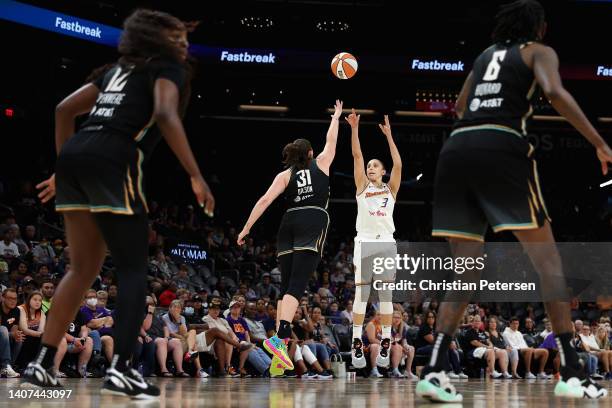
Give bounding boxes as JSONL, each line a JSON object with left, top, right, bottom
{"left": 138, "top": 363, "right": 144, "bottom": 376}
{"left": 480, "top": 368, "right": 485, "bottom": 379}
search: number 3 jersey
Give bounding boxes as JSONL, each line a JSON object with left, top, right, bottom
{"left": 285, "top": 159, "right": 330, "bottom": 210}
{"left": 456, "top": 42, "right": 538, "bottom": 137}
{"left": 356, "top": 183, "right": 395, "bottom": 237}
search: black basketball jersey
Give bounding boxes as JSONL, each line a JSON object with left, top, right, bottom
{"left": 285, "top": 160, "right": 330, "bottom": 210}
{"left": 78, "top": 59, "right": 186, "bottom": 159}
{"left": 455, "top": 42, "right": 538, "bottom": 136}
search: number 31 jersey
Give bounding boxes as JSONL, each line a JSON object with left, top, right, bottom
{"left": 456, "top": 42, "right": 538, "bottom": 136}
{"left": 285, "top": 160, "right": 330, "bottom": 210}
{"left": 356, "top": 183, "right": 395, "bottom": 237}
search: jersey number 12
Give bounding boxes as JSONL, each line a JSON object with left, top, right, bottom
{"left": 483, "top": 50, "right": 507, "bottom": 81}
{"left": 296, "top": 170, "right": 312, "bottom": 188}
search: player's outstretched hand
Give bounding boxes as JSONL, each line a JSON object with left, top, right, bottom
{"left": 237, "top": 228, "right": 249, "bottom": 246}
{"left": 331, "top": 99, "right": 343, "bottom": 120}
{"left": 597, "top": 144, "right": 612, "bottom": 175}
{"left": 191, "top": 175, "right": 215, "bottom": 217}
{"left": 378, "top": 115, "right": 392, "bottom": 138}
{"left": 36, "top": 174, "right": 56, "bottom": 203}
{"left": 345, "top": 108, "right": 360, "bottom": 128}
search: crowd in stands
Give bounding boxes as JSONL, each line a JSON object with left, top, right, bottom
{"left": 0, "top": 201, "right": 611, "bottom": 380}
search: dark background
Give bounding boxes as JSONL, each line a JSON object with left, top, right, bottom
{"left": 1, "top": 0, "right": 612, "bottom": 241}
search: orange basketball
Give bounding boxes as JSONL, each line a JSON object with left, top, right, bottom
{"left": 331, "top": 52, "right": 358, "bottom": 79}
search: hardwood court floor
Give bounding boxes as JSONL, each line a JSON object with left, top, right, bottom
{"left": 2, "top": 377, "right": 612, "bottom": 407}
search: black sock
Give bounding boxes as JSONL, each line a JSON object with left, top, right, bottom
{"left": 422, "top": 333, "right": 452, "bottom": 377}
{"left": 556, "top": 332, "right": 583, "bottom": 378}
{"left": 36, "top": 343, "right": 57, "bottom": 370}
{"left": 277, "top": 320, "right": 292, "bottom": 339}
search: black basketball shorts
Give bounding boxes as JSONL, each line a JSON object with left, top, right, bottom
{"left": 277, "top": 206, "right": 330, "bottom": 257}
{"left": 432, "top": 127, "right": 550, "bottom": 242}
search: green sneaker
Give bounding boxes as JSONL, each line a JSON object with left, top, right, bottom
{"left": 269, "top": 356, "right": 286, "bottom": 378}
{"left": 263, "top": 336, "right": 294, "bottom": 370}
{"left": 554, "top": 376, "right": 607, "bottom": 399}
{"left": 416, "top": 372, "right": 463, "bottom": 403}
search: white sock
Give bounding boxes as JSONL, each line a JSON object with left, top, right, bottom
{"left": 382, "top": 325, "right": 391, "bottom": 341}
{"left": 353, "top": 325, "right": 363, "bottom": 341}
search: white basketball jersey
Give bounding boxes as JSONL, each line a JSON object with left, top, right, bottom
{"left": 356, "top": 183, "right": 395, "bottom": 237}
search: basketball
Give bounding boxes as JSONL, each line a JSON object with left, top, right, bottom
{"left": 331, "top": 52, "right": 358, "bottom": 79}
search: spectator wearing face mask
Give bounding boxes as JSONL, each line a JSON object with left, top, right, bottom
{"left": 80, "top": 289, "right": 114, "bottom": 364}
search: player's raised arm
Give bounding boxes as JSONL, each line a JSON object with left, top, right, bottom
{"left": 346, "top": 108, "right": 367, "bottom": 192}
{"left": 531, "top": 44, "right": 612, "bottom": 174}
{"left": 316, "top": 99, "right": 343, "bottom": 175}
{"left": 378, "top": 115, "right": 402, "bottom": 198}
{"left": 237, "top": 169, "right": 291, "bottom": 245}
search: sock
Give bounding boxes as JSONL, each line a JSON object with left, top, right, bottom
{"left": 36, "top": 344, "right": 57, "bottom": 370}
{"left": 382, "top": 325, "right": 391, "bottom": 341}
{"left": 111, "top": 354, "right": 130, "bottom": 372}
{"left": 423, "top": 333, "right": 452, "bottom": 373}
{"left": 353, "top": 325, "right": 363, "bottom": 341}
{"left": 277, "top": 320, "right": 292, "bottom": 339}
{"left": 556, "top": 332, "right": 582, "bottom": 378}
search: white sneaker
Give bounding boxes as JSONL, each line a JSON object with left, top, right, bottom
{"left": 491, "top": 370, "right": 503, "bottom": 379}
{"left": 2, "top": 364, "right": 20, "bottom": 378}
{"left": 555, "top": 376, "right": 608, "bottom": 399}
{"left": 351, "top": 338, "right": 367, "bottom": 369}
{"left": 404, "top": 371, "right": 419, "bottom": 380}
{"left": 458, "top": 372, "right": 469, "bottom": 379}
{"left": 502, "top": 372, "right": 513, "bottom": 379}
{"left": 391, "top": 369, "right": 405, "bottom": 378}
{"left": 447, "top": 372, "right": 460, "bottom": 379}
{"left": 198, "top": 369, "right": 209, "bottom": 378}
{"left": 537, "top": 372, "right": 552, "bottom": 380}
{"left": 375, "top": 338, "right": 391, "bottom": 369}
{"left": 416, "top": 371, "right": 463, "bottom": 403}
{"left": 370, "top": 367, "right": 384, "bottom": 378}
{"left": 525, "top": 372, "right": 536, "bottom": 379}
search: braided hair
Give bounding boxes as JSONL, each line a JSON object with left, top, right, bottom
{"left": 491, "top": 0, "right": 546, "bottom": 45}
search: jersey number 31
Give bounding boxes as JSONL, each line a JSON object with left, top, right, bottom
{"left": 296, "top": 170, "right": 312, "bottom": 188}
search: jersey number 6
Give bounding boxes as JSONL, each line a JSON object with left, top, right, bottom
{"left": 483, "top": 50, "right": 507, "bottom": 81}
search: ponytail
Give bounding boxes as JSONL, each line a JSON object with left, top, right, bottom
{"left": 282, "top": 138, "right": 312, "bottom": 170}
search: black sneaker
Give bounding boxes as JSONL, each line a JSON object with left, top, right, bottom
{"left": 317, "top": 369, "right": 333, "bottom": 379}
{"left": 102, "top": 367, "right": 160, "bottom": 399}
{"left": 284, "top": 369, "right": 298, "bottom": 378}
{"left": 21, "top": 362, "right": 62, "bottom": 388}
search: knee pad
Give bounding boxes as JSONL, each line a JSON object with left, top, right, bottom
{"left": 354, "top": 284, "right": 370, "bottom": 315}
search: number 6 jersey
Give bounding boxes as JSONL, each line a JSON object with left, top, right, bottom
{"left": 285, "top": 159, "right": 330, "bottom": 210}
{"left": 356, "top": 183, "right": 395, "bottom": 237}
{"left": 455, "top": 42, "right": 538, "bottom": 137}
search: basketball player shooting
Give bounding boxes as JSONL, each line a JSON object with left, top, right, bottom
{"left": 346, "top": 110, "right": 402, "bottom": 377}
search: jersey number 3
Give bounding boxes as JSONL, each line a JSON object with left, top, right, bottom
{"left": 296, "top": 170, "right": 312, "bottom": 188}
{"left": 483, "top": 50, "right": 507, "bottom": 81}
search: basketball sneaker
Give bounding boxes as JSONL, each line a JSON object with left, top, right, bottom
{"left": 101, "top": 367, "right": 160, "bottom": 399}
{"left": 263, "top": 336, "right": 293, "bottom": 370}
{"left": 416, "top": 371, "right": 463, "bottom": 403}
{"left": 21, "top": 362, "right": 61, "bottom": 388}
{"left": 376, "top": 338, "right": 391, "bottom": 368}
{"left": 351, "top": 338, "right": 367, "bottom": 369}
{"left": 269, "top": 357, "right": 285, "bottom": 378}
{"left": 555, "top": 367, "right": 608, "bottom": 399}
